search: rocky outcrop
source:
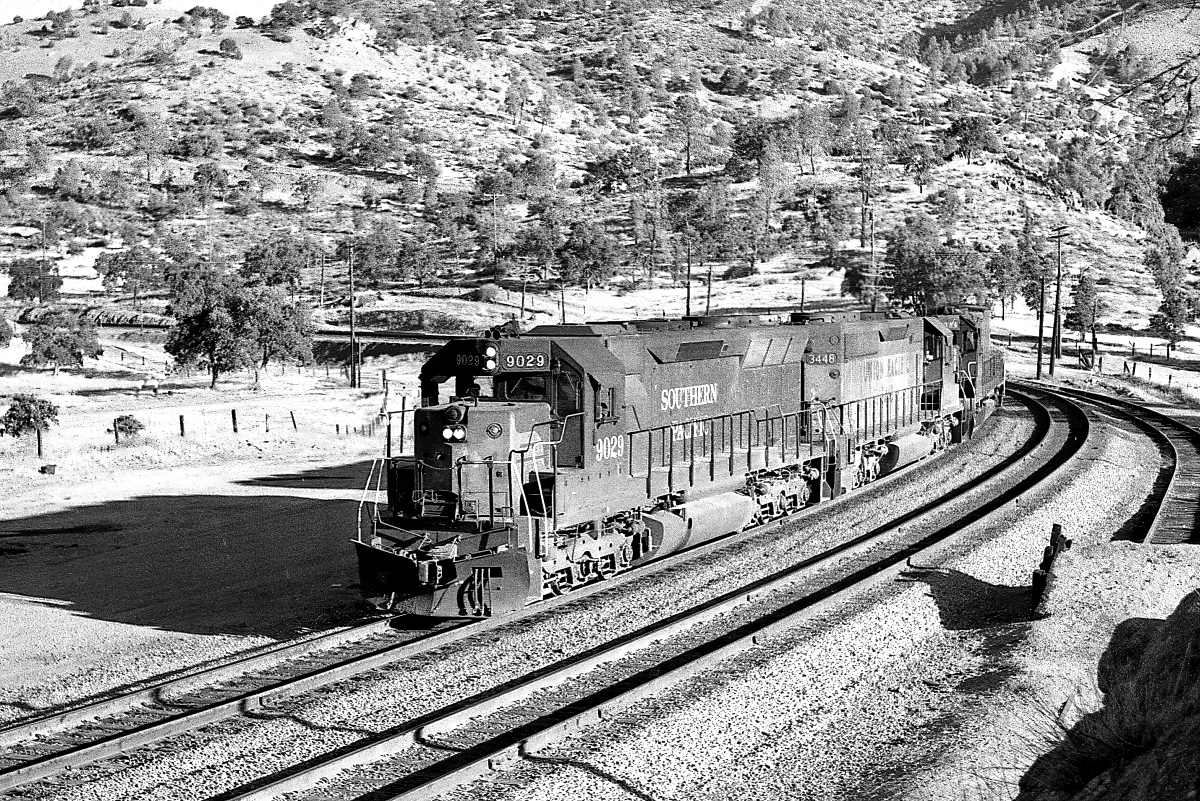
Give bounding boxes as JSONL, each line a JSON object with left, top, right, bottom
{"left": 1016, "top": 589, "right": 1200, "bottom": 800}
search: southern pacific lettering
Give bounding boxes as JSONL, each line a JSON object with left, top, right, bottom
{"left": 354, "top": 307, "right": 1006, "bottom": 617}
{"left": 660, "top": 383, "right": 719, "bottom": 412}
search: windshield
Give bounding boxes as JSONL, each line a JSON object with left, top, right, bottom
{"left": 497, "top": 369, "right": 582, "bottom": 419}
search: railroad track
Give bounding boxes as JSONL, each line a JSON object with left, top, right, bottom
{"left": 0, "top": 391, "right": 1059, "bottom": 799}
{"left": 1046, "top": 385, "right": 1200, "bottom": 545}
{"left": 195, "top": 388, "right": 1086, "bottom": 801}
{"left": 0, "top": 618, "right": 475, "bottom": 794}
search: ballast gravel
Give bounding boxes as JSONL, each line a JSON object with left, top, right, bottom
{"left": 18, "top": 407, "right": 1037, "bottom": 801}
{"left": 427, "top": 396, "right": 1167, "bottom": 801}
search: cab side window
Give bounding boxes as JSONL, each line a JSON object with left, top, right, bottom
{"left": 594, "top": 383, "right": 617, "bottom": 423}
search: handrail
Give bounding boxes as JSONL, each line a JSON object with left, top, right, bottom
{"left": 514, "top": 412, "right": 581, "bottom": 455}
{"left": 356, "top": 457, "right": 388, "bottom": 544}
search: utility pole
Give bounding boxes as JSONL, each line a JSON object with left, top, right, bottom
{"left": 482, "top": 192, "right": 500, "bottom": 274}
{"left": 40, "top": 216, "right": 48, "bottom": 302}
{"left": 868, "top": 209, "right": 877, "bottom": 313}
{"left": 348, "top": 243, "right": 357, "bottom": 389}
{"left": 1048, "top": 226, "right": 1068, "bottom": 378}
{"left": 704, "top": 262, "right": 714, "bottom": 315}
{"left": 319, "top": 253, "right": 326, "bottom": 312}
{"left": 1036, "top": 271, "right": 1046, "bottom": 380}
{"left": 684, "top": 237, "right": 693, "bottom": 317}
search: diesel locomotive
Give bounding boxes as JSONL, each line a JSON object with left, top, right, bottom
{"left": 354, "top": 307, "right": 1005, "bottom": 617}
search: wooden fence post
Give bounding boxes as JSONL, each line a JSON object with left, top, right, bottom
{"left": 265, "top": 413, "right": 270, "bottom": 433}
{"left": 36, "top": 428, "right": 43, "bottom": 458}
{"left": 290, "top": 411, "right": 298, "bottom": 430}
{"left": 231, "top": 409, "right": 238, "bottom": 433}
{"left": 179, "top": 415, "right": 186, "bottom": 437}
{"left": 113, "top": 419, "right": 120, "bottom": 445}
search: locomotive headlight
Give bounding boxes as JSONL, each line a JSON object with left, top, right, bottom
{"left": 484, "top": 345, "right": 498, "bottom": 358}
{"left": 442, "top": 427, "right": 455, "bottom": 441}
{"left": 452, "top": 425, "right": 466, "bottom": 441}
{"left": 484, "top": 358, "right": 497, "bottom": 371}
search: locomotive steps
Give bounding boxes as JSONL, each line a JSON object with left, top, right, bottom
{"left": 193, "top": 388, "right": 1089, "bottom": 801}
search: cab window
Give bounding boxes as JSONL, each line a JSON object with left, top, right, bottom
{"left": 498, "top": 374, "right": 547, "bottom": 402}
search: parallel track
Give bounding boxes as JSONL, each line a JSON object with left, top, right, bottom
{"left": 0, "top": 391, "right": 1053, "bottom": 799}
{"left": 207, "top": 388, "right": 1088, "bottom": 801}
{"left": 1045, "top": 385, "right": 1200, "bottom": 544}
{"left": 0, "top": 619, "right": 473, "bottom": 794}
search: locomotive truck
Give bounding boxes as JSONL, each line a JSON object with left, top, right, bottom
{"left": 354, "top": 307, "right": 1005, "bottom": 617}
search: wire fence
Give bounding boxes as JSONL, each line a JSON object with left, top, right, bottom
{"left": 1015, "top": 340, "right": 1200, "bottom": 398}
{"left": 1, "top": 392, "right": 424, "bottom": 463}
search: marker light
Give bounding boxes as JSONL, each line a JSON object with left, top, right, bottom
{"left": 442, "top": 427, "right": 455, "bottom": 440}
{"left": 484, "top": 345, "right": 498, "bottom": 358}
{"left": 451, "top": 426, "right": 466, "bottom": 441}
{"left": 484, "top": 359, "right": 497, "bottom": 371}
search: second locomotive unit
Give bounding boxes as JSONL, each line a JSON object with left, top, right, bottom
{"left": 355, "top": 307, "right": 1005, "bottom": 617}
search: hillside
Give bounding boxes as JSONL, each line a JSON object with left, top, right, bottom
{"left": 0, "top": 0, "right": 1195, "bottom": 337}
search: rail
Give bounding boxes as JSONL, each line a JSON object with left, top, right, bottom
{"left": 1044, "top": 385, "right": 1200, "bottom": 544}
{"left": 1, "top": 392, "right": 1054, "bottom": 798}
{"left": 207, "top": 387, "right": 1087, "bottom": 801}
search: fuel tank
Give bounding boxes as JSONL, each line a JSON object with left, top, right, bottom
{"left": 644, "top": 492, "right": 758, "bottom": 558}
{"left": 877, "top": 432, "right": 934, "bottom": 475}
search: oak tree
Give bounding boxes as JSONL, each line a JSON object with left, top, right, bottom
{"left": 7, "top": 259, "right": 62, "bottom": 302}
{"left": 20, "top": 310, "right": 102, "bottom": 374}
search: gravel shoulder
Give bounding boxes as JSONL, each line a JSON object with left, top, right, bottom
{"left": 14, "top": 405, "right": 1036, "bottom": 800}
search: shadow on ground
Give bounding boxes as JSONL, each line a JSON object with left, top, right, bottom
{"left": 0, "top": 461, "right": 378, "bottom": 637}
{"left": 900, "top": 565, "right": 1035, "bottom": 630}
{"left": 235, "top": 461, "right": 378, "bottom": 490}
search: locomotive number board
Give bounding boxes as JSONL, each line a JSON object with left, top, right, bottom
{"left": 805, "top": 352, "right": 839, "bottom": 365}
{"left": 499, "top": 340, "right": 551, "bottom": 371}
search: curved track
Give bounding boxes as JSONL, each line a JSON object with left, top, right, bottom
{"left": 1043, "top": 384, "right": 1200, "bottom": 544}
{"left": 0, "top": 390, "right": 1066, "bottom": 799}
{"left": 202, "top": 388, "right": 1088, "bottom": 801}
